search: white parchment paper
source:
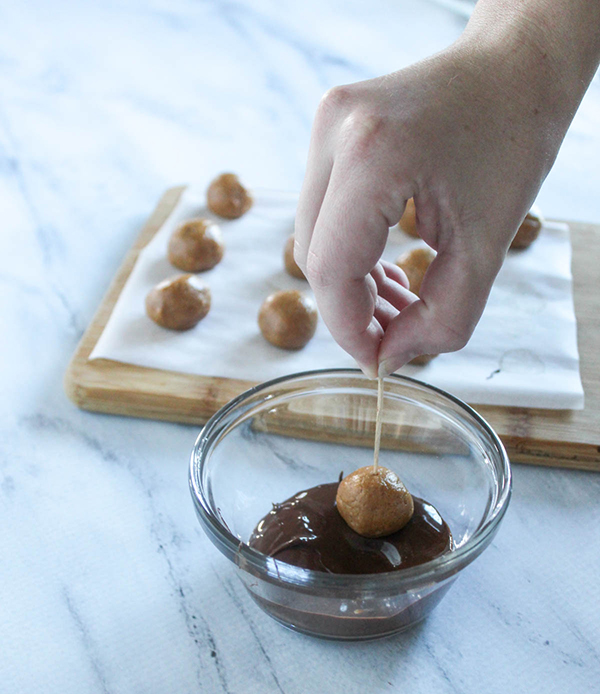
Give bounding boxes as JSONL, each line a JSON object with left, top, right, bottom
{"left": 90, "top": 188, "right": 584, "bottom": 409}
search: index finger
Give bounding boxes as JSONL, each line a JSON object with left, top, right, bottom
{"left": 305, "top": 158, "right": 407, "bottom": 372}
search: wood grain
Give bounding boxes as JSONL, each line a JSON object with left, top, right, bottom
{"left": 64, "top": 187, "right": 600, "bottom": 471}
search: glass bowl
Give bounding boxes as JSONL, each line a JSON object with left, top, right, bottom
{"left": 189, "top": 369, "right": 511, "bottom": 640}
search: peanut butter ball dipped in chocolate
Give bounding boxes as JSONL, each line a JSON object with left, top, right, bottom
{"left": 168, "top": 218, "right": 224, "bottom": 272}
{"left": 249, "top": 378, "right": 452, "bottom": 573}
{"left": 248, "top": 478, "right": 451, "bottom": 574}
{"left": 145, "top": 274, "right": 211, "bottom": 330}
{"left": 206, "top": 173, "right": 253, "bottom": 219}
{"left": 337, "top": 379, "right": 414, "bottom": 540}
{"left": 336, "top": 466, "right": 414, "bottom": 537}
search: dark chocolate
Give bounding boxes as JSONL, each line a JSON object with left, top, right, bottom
{"left": 249, "top": 482, "right": 452, "bottom": 574}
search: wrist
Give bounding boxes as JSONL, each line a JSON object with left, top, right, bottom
{"left": 456, "top": 0, "right": 600, "bottom": 123}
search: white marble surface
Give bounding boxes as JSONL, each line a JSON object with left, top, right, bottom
{"left": 1, "top": 1, "right": 599, "bottom": 692}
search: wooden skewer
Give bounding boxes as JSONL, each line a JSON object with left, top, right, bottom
{"left": 373, "top": 376, "right": 384, "bottom": 471}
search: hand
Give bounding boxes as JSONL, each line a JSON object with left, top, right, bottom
{"left": 294, "top": 23, "right": 581, "bottom": 377}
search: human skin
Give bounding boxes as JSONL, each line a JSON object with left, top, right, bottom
{"left": 294, "top": 0, "right": 600, "bottom": 377}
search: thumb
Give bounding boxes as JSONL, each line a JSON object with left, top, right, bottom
{"left": 377, "top": 242, "right": 503, "bottom": 375}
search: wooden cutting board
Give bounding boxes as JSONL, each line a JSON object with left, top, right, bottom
{"left": 64, "top": 186, "right": 600, "bottom": 471}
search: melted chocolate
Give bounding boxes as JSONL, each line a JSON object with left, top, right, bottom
{"left": 249, "top": 482, "right": 452, "bottom": 574}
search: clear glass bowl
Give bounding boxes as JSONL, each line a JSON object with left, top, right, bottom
{"left": 189, "top": 369, "right": 511, "bottom": 640}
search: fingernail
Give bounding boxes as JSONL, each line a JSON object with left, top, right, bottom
{"left": 357, "top": 361, "right": 378, "bottom": 379}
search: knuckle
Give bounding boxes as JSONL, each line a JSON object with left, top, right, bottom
{"left": 340, "top": 110, "right": 384, "bottom": 160}
{"left": 305, "top": 249, "right": 333, "bottom": 289}
{"left": 434, "top": 321, "right": 470, "bottom": 353}
{"left": 318, "top": 85, "right": 354, "bottom": 118}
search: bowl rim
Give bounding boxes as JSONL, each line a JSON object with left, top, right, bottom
{"left": 189, "top": 368, "right": 512, "bottom": 589}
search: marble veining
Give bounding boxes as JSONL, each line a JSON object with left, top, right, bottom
{"left": 1, "top": 1, "right": 599, "bottom": 693}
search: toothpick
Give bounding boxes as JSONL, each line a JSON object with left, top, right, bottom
{"left": 373, "top": 376, "right": 384, "bottom": 471}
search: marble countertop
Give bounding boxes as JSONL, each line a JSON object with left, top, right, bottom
{"left": 1, "top": 1, "right": 599, "bottom": 692}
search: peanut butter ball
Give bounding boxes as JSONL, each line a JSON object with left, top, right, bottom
{"left": 396, "top": 246, "right": 436, "bottom": 296}
{"left": 399, "top": 198, "right": 419, "bottom": 237}
{"left": 258, "top": 290, "right": 317, "bottom": 349}
{"left": 510, "top": 210, "right": 543, "bottom": 250}
{"left": 168, "top": 218, "right": 224, "bottom": 272}
{"left": 336, "top": 466, "right": 414, "bottom": 538}
{"left": 206, "top": 173, "right": 253, "bottom": 219}
{"left": 145, "top": 274, "right": 211, "bottom": 330}
{"left": 283, "top": 235, "right": 306, "bottom": 280}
